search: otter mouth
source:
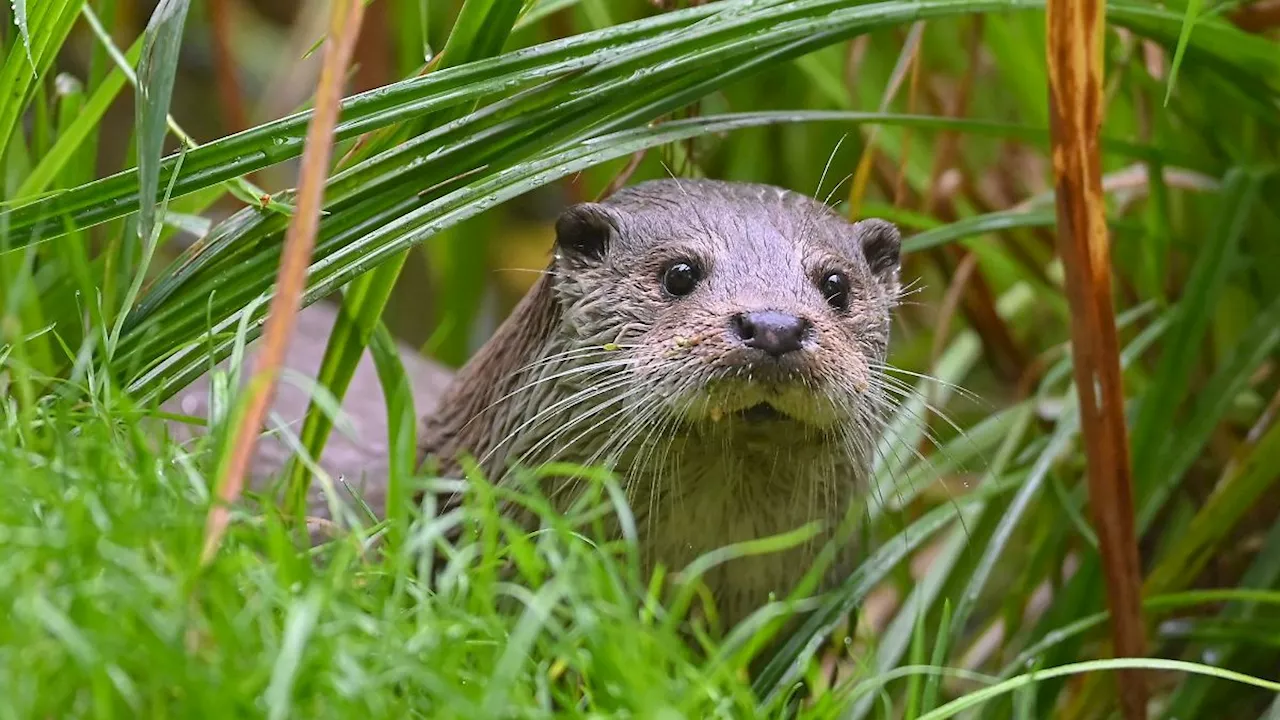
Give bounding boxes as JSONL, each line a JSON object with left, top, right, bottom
{"left": 736, "top": 402, "right": 787, "bottom": 422}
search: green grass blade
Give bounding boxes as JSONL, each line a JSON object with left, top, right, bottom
{"left": 847, "top": 526, "right": 975, "bottom": 720}
{"left": 903, "top": 209, "right": 1058, "bottom": 254}
{"left": 1161, "top": 522, "right": 1280, "bottom": 719}
{"left": 1146, "top": 293, "right": 1280, "bottom": 529}
{"left": 133, "top": 0, "right": 191, "bottom": 249}
{"left": 918, "top": 659, "right": 1280, "bottom": 720}
{"left": 935, "top": 404, "right": 1043, "bottom": 637}
{"left": 0, "top": 0, "right": 81, "bottom": 162}
{"left": 752, "top": 476, "right": 1021, "bottom": 704}
{"left": 513, "top": 0, "right": 584, "bottom": 30}
{"left": 1163, "top": 0, "right": 1203, "bottom": 105}
{"left": 15, "top": 34, "right": 143, "bottom": 200}
{"left": 1002, "top": 588, "right": 1280, "bottom": 680}
{"left": 12, "top": 0, "right": 33, "bottom": 67}
{"left": 904, "top": 596, "right": 929, "bottom": 720}
{"left": 436, "top": 0, "right": 523, "bottom": 66}
{"left": 367, "top": 320, "right": 417, "bottom": 551}
{"left": 1, "top": 0, "right": 722, "bottom": 245}
{"left": 920, "top": 600, "right": 954, "bottom": 715}
{"left": 1112, "top": 3, "right": 1280, "bottom": 93}
{"left": 844, "top": 403, "right": 1035, "bottom": 720}
{"left": 1132, "top": 169, "right": 1263, "bottom": 525}
{"left": 1021, "top": 292, "right": 1280, "bottom": 712}
{"left": 281, "top": 257, "right": 406, "bottom": 516}
{"left": 1145, "top": 409, "right": 1280, "bottom": 596}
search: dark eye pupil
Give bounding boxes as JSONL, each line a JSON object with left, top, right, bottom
{"left": 662, "top": 262, "right": 700, "bottom": 297}
{"left": 822, "top": 272, "right": 849, "bottom": 309}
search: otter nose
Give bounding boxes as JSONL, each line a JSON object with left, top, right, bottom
{"left": 730, "top": 310, "right": 809, "bottom": 356}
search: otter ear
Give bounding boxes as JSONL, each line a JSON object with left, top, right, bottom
{"left": 555, "top": 203, "right": 616, "bottom": 263}
{"left": 852, "top": 218, "right": 901, "bottom": 280}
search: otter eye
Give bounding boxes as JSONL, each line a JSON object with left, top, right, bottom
{"left": 820, "top": 271, "right": 850, "bottom": 310}
{"left": 661, "top": 261, "right": 701, "bottom": 298}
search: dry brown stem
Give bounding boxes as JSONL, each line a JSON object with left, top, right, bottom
{"left": 200, "top": 0, "right": 367, "bottom": 566}
{"left": 1045, "top": 0, "right": 1149, "bottom": 716}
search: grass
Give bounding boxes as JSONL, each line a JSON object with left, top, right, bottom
{"left": 2, "top": 0, "right": 1279, "bottom": 717}
{"left": 0, "top": 395, "right": 762, "bottom": 718}
{"left": 0, "top": 388, "right": 1276, "bottom": 717}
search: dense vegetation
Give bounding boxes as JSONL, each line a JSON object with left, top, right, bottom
{"left": 1, "top": 0, "right": 1278, "bottom": 717}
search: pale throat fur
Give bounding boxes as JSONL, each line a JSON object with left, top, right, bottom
{"left": 418, "top": 178, "right": 903, "bottom": 627}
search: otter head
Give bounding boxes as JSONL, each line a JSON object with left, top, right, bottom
{"left": 546, "top": 178, "right": 901, "bottom": 461}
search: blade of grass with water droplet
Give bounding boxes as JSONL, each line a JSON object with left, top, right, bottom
{"left": 134, "top": 0, "right": 191, "bottom": 251}
{"left": 0, "top": 0, "right": 81, "bottom": 162}
{"left": 11, "top": 0, "right": 33, "bottom": 68}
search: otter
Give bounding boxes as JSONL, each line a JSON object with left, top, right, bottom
{"left": 419, "top": 178, "right": 902, "bottom": 629}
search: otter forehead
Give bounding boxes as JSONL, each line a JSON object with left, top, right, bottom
{"left": 600, "top": 179, "right": 857, "bottom": 262}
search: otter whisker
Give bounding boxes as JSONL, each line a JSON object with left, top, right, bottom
{"left": 537, "top": 384, "right": 675, "bottom": 507}
{"left": 895, "top": 276, "right": 927, "bottom": 301}
{"left": 585, "top": 395, "right": 673, "bottom": 522}
{"left": 794, "top": 135, "right": 850, "bottom": 249}
{"left": 519, "top": 380, "right": 659, "bottom": 470}
{"left": 860, "top": 381, "right": 954, "bottom": 468}
{"left": 516, "top": 343, "right": 644, "bottom": 374}
{"left": 635, "top": 375, "right": 705, "bottom": 543}
{"left": 869, "top": 362, "right": 985, "bottom": 406}
{"left": 462, "top": 355, "right": 644, "bottom": 438}
{"left": 488, "top": 372, "right": 634, "bottom": 454}
{"left": 578, "top": 381, "right": 669, "bottom": 474}
{"left": 598, "top": 380, "right": 682, "bottom": 473}
{"left": 833, "top": 395, "right": 903, "bottom": 518}
{"left": 481, "top": 373, "right": 640, "bottom": 470}
{"left": 553, "top": 390, "right": 668, "bottom": 506}
{"left": 502, "top": 355, "right": 642, "bottom": 401}
{"left": 857, "top": 382, "right": 977, "bottom": 543}
{"left": 865, "top": 370, "right": 964, "bottom": 430}
{"left": 628, "top": 371, "right": 699, "bottom": 478}
{"left": 856, "top": 389, "right": 968, "bottom": 532}
{"left": 867, "top": 376, "right": 973, "bottom": 460}
{"left": 590, "top": 391, "right": 669, "bottom": 478}
{"left": 814, "top": 134, "right": 847, "bottom": 205}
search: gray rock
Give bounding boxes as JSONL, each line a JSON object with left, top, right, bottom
{"left": 161, "top": 299, "right": 453, "bottom": 520}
